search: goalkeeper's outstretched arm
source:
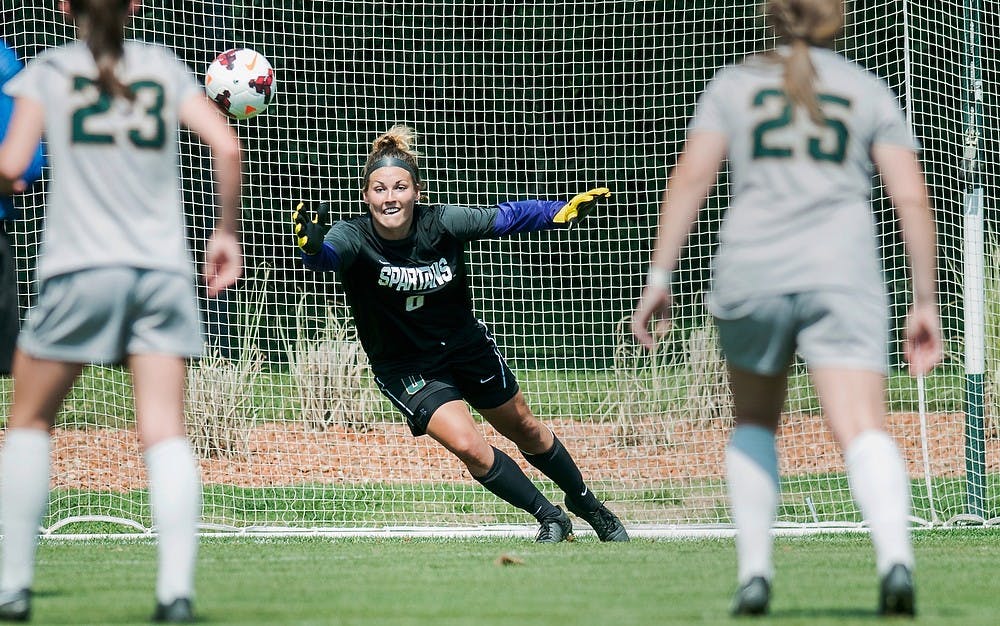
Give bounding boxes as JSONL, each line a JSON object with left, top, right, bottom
{"left": 492, "top": 187, "right": 611, "bottom": 236}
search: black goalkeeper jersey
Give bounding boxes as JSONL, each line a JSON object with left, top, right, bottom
{"left": 322, "top": 203, "right": 499, "bottom": 374}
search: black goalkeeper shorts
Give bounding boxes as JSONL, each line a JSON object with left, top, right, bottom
{"left": 373, "top": 325, "right": 520, "bottom": 436}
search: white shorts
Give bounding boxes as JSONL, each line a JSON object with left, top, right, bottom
{"left": 710, "top": 290, "right": 888, "bottom": 376}
{"left": 18, "top": 267, "right": 204, "bottom": 364}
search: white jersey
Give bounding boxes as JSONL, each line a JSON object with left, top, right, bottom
{"left": 689, "top": 46, "right": 917, "bottom": 304}
{"left": 3, "top": 40, "right": 202, "bottom": 281}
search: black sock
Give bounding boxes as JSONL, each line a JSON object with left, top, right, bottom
{"left": 474, "top": 446, "right": 559, "bottom": 521}
{"left": 522, "top": 434, "right": 600, "bottom": 512}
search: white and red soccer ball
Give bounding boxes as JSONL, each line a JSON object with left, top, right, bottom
{"left": 205, "top": 48, "right": 276, "bottom": 120}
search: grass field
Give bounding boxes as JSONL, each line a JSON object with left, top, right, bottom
{"left": 21, "top": 529, "right": 1000, "bottom": 625}
{"left": 0, "top": 363, "right": 973, "bottom": 429}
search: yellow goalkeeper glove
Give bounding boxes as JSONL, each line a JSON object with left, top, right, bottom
{"left": 552, "top": 187, "right": 611, "bottom": 228}
{"left": 292, "top": 201, "right": 330, "bottom": 255}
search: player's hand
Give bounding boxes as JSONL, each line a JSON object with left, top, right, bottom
{"left": 0, "top": 179, "right": 27, "bottom": 195}
{"left": 631, "top": 284, "right": 673, "bottom": 350}
{"left": 904, "top": 302, "right": 943, "bottom": 376}
{"left": 292, "top": 201, "right": 330, "bottom": 255}
{"left": 552, "top": 187, "right": 611, "bottom": 228}
{"left": 204, "top": 230, "right": 242, "bottom": 297}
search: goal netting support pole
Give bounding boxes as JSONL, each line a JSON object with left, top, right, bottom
{"left": 960, "top": 0, "right": 987, "bottom": 520}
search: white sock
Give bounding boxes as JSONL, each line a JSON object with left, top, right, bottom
{"left": 726, "top": 426, "right": 779, "bottom": 584}
{"left": 145, "top": 437, "right": 201, "bottom": 604}
{"left": 845, "top": 429, "right": 914, "bottom": 575}
{"left": 0, "top": 429, "right": 51, "bottom": 592}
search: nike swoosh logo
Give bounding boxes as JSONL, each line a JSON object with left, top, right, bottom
{"left": 479, "top": 375, "right": 496, "bottom": 384}
{"left": 245, "top": 54, "right": 259, "bottom": 71}
{"left": 580, "top": 488, "right": 588, "bottom": 497}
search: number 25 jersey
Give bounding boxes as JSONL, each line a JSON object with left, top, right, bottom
{"left": 690, "top": 46, "right": 918, "bottom": 303}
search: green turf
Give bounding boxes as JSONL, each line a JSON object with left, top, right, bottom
{"left": 0, "top": 364, "right": 972, "bottom": 429}
{"left": 22, "top": 530, "right": 1000, "bottom": 625}
{"left": 42, "top": 472, "right": 1000, "bottom": 534}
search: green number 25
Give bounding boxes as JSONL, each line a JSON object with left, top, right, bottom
{"left": 71, "top": 76, "right": 166, "bottom": 148}
{"left": 751, "top": 88, "right": 851, "bottom": 163}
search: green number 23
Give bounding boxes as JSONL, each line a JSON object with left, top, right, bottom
{"left": 751, "top": 88, "right": 851, "bottom": 163}
{"left": 71, "top": 76, "right": 166, "bottom": 148}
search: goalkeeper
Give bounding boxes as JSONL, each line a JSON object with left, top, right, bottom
{"left": 292, "top": 124, "right": 627, "bottom": 543}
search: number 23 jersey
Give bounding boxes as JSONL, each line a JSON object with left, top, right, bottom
{"left": 4, "top": 41, "right": 201, "bottom": 281}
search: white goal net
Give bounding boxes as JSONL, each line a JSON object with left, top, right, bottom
{"left": 1, "top": 1, "right": 996, "bottom": 536}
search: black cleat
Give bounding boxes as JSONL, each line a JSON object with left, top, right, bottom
{"left": 0, "top": 589, "right": 30, "bottom": 622}
{"left": 535, "top": 506, "right": 574, "bottom": 543}
{"left": 879, "top": 563, "right": 915, "bottom": 617}
{"left": 731, "top": 577, "right": 770, "bottom": 616}
{"left": 564, "top": 497, "right": 630, "bottom": 542}
{"left": 151, "top": 597, "right": 195, "bottom": 623}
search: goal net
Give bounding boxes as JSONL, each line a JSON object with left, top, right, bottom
{"left": 1, "top": 1, "right": 996, "bottom": 536}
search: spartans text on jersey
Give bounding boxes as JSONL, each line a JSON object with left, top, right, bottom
{"left": 377, "top": 258, "right": 454, "bottom": 292}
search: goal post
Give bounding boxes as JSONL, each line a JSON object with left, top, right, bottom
{"left": 0, "top": 1, "right": 996, "bottom": 536}
{"left": 960, "top": 0, "right": 987, "bottom": 520}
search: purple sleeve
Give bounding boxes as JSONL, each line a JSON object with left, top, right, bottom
{"left": 300, "top": 242, "right": 342, "bottom": 272}
{"left": 492, "top": 199, "right": 566, "bottom": 236}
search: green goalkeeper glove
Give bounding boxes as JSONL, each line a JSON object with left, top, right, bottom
{"left": 292, "top": 201, "right": 330, "bottom": 255}
{"left": 552, "top": 187, "right": 611, "bottom": 228}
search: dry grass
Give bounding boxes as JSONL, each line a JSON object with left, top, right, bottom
{"left": 185, "top": 349, "right": 259, "bottom": 459}
{"left": 600, "top": 316, "right": 732, "bottom": 447}
{"left": 602, "top": 319, "right": 673, "bottom": 447}
{"left": 287, "top": 315, "right": 382, "bottom": 433}
{"left": 985, "top": 236, "right": 1000, "bottom": 439}
{"left": 185, "top": 273, "right": 269, "bottom": 460}
{"left": 684, "top": 320, "right": 733, "bottom": 427}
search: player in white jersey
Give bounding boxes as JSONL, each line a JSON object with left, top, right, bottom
{"left": 0, "top": 0, "right": 242, "bottom": 622}
{"left": 632, "top": 0, "right": 941, "bottom": 617}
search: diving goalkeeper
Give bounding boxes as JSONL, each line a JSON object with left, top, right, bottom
{"left": 292, "top": 124, "right": 627, "bottom": 543}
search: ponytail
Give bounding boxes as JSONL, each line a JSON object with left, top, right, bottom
{"left": 782, "top": 39, "right": 823, "bottom": 125}
{"left": 764, "top": 0, "right": 844, "bottom": 125}
{"left": 69, "top": 0, "right": 134, "bottom": 101}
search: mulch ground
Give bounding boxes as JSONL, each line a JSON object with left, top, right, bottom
{"left": 15, "top": 412, "right": 996, "bottom": 492}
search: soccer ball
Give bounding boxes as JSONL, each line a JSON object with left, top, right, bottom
{"left": 205, "top": 48, "right": 276, "bottom": 120}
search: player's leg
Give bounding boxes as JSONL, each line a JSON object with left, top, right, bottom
{"left": 478, "top": 392, "right": 628, "bottom": 541}
{"left": 2, "top": 269, "right": 124, "bottom": 620}
{"left": 0, "top": 351, "right": 82, "bottom": 620}
{"left": 725, "top": 367, "right": 786, "bottom": 615}
{"left": 127, "top": 269, "right": 204, "bottom": 622}
{"left": 451, "top": 322, "right": 620, "bottom": 540}
{"left": 131, "top": 353, "right": 200, "bottom": 622}
{"left": 811, "top": 367, "right": 915, "bottom": 615}
{"left": 424, "top": 400, "right": 572, "bottom": 542}
{"left": 374, "top": 370, "right": 571, "bottom": 542}
{"left": 0, "top": 228, "right": 20, "bottom": 377}
{"left": 713, "top": 294, "right": 799, "bottom": 615}
{"left": 800, "top": 290, "right": 914, "bottom": 616}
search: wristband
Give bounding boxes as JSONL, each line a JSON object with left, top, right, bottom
{"left": 646, "top": 266, "right": 672, "bottom": 289}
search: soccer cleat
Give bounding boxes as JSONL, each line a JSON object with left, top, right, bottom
{"left": 564, "top": 496, "right": 630, "bottom": 542}
{"left": 731, "top": 577, "right": 770, "bottom": 616}
{"left": 151, "top": 597, "right": 195, "bottom": 623}
{"left": 534, "top": 506, "right": 574, "bottom": 543}
{"left": 0, "top": 589, "right": 31, "bottom": 622}
{"left": 879, "top": 563, "right": 915, "bottom": 617}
